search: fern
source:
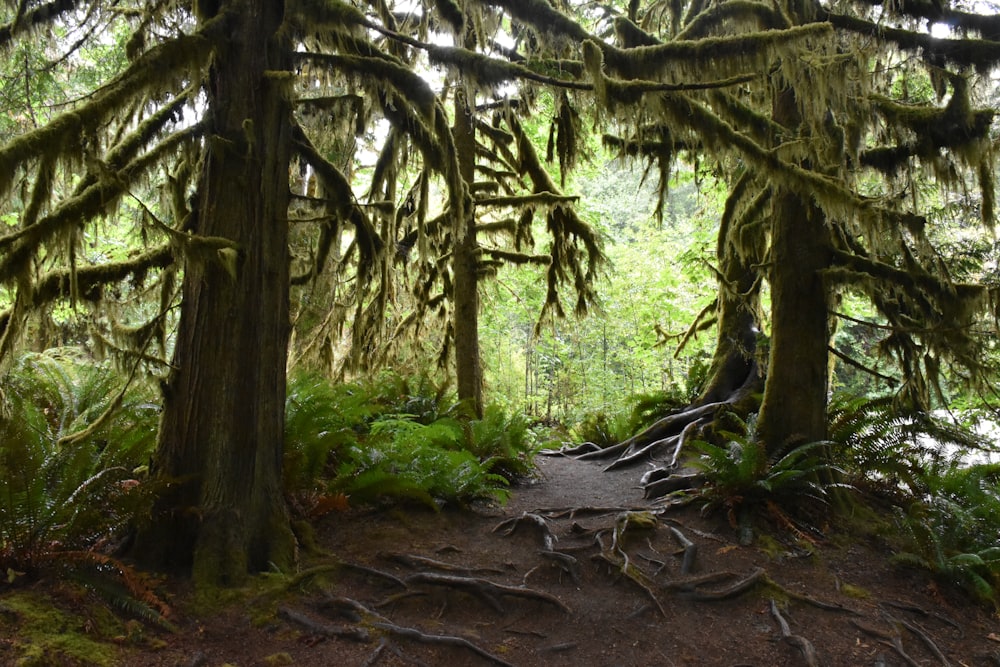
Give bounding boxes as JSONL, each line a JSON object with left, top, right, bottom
{"left": 891, "top": 461, "right": 1000, "bottom": 604}
{"left": 466, "top": 405, "right": 539, "bottom": 480}
{"left": 0, "top": 352, "right": 158, "bottom": 596}
{"left": 690, "top": 415, "right": 847, "bottom": 540}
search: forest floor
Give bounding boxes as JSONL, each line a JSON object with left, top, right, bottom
{"left": 5, "top": 455, "right": 1000, "bottom": 666}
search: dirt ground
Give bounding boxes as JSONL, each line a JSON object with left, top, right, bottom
{"left": 6, "top": 455, "right": 1000, "bottom": 666}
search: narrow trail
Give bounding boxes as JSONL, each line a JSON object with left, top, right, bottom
{"left": 134, "top": 456, "right": 1000, "bottom": 666}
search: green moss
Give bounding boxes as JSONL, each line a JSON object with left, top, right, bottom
{"left": 840, "top": 582, "right": 871, "bottom": 599}
{"left": 264, "top": 653, "right": 295, "bottom": 666}
{"left": 0, "top": 590, "right": 123, "bottom": 666}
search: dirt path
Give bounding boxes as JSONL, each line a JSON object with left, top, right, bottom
{"left": 129, "top": 456, "right": 1000, "bottom": 666}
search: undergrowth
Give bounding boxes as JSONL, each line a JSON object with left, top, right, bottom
{"left": 283, "top": 371, "right": 541, "bottom": 513}
{"left": 0, "top": 349, "right": 171, "bottom": 631}
{"left": 830, "top": 394, "right": 1000, "bottom": 604}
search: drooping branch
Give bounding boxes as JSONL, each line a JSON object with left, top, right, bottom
{"left": 822, "top": 11, "right": 1000, "bottom": 71}
{"left": 0, "top": 20, "right": 221, "bottom": 196}
{"left": 0, "top": 245, "right": 174, "bottom": 344}
{"left": 0, "top": 124, "right": 203, "bottom": 284}
{"left": 0, "top": 0, "right": 79, "bottom": 50}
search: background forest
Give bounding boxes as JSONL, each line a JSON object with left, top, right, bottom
{"left": 3, "top": 1, "right": 1000, "bottom": 660}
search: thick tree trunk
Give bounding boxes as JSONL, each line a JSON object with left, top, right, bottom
{"left": 757, "top": 190, "right": 831, "bottom": 454}
{"left": 452, "top": 88, "right": 483, "bottom": 417}
{"left": 695, "top": 202, "right": 762, "bottom": 409}
{"left": 756, "top": 86, "right": 832, "bottom": 455}
{"left": 134, "top": 1, "right": 295, "bottom": 586}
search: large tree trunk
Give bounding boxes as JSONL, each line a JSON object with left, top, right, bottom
{"left": 134, "top": 0, "right": 295, "bottom": 586}
{"left": 756, "top": 87, "right": 832, "bottom": 454}
{"left": 452, "top": 88, "right": 483, "bottom": 418}
{"left": 695, "top": 181, "right": 763, "bottom": 409}
{"left": 757, "top": 191, "right": 831, "bottom": 454}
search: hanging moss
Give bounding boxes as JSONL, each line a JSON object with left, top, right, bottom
{"left": 291, "top": 123, "right": 383, "bottom": 282}
{"left": 0, "top": 0, "right": 77, "bottom": 51}
{"left": 472, "top": 0, "right": 592, "bottom": 47}
{"left": 614, "top": 17, "right": 661, "bottom": 48}
{"left": 0, "top": 26, "right": 216, "bottom": 198}
{"left": 430, "top": 0, "right": 465, "bottom": 35}
{"left": 0, "top": 125, "right": 202, "bottom": 285}
{"left": 825, "top": 11, "right": 1000, "bottom": 72}
{"left": 676, "top": 0, "right": 789, "bottom": 40}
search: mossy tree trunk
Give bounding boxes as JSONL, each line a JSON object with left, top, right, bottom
{"left": 695, "top": 199, "right": 763, "bottom": 410}
{"left": 452, "top": 87, "right": 484, "bottom": 418}
{"left": 134, "top": 0, "right": 295, "bottom": 586}
{"left": 756, "top": 86, "right": 832, "bottom": 455}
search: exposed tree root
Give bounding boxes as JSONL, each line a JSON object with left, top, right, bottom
{"left": 536, "top": 549, "right": 582, "bottom": 584}
{"left": 883, "top": 599, "right": 964, "bottom": 636}
{"left": 642, "top": 472, "right": 706, "bottom": 499}
{"left": 403, "top": 572, "right": 571, "bottom": 613}
{"left": 574, "top": 401, "right": 724, "bottom": 467}
{"left": 322, "top": 596, "right": 516, "bottom": 667}
{"left": 769, "top": 599, "right": 820, "bottom": 667}
{"left": 383, "top": 552, "right": 504, "bottom": 576}
{"left": 592, "top": 547, "right": 667, "bottom": 616}
{"left": 679, "top": 567, "right": 766, "bottom": 601}
{"left": 850, "top": 619, "right": 922, "bottom": 667}
{"left": 668, "top": 526, "right": 697, "bottom": 575}
{"left": 492, "top": 511, "right": 558, "bottom": 550}
{"left": 277, "top": 605, "right": 372, "bottom": 642}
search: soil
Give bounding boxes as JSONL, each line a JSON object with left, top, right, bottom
{"left": 5, "top": 455, "right": 1000, "bottom": 666}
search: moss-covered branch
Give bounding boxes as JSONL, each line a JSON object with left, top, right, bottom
{"left": 291, "top": 123, "right": 383, "bottom": 281}
{"left": 822, "top": 10, "right": 1000, "bottom": 71}
{"left": 477, "top": 192, "right": 580, "bottom": 208}
{"left": 0, "top": 18, "right": 222, "bottom": 196}
{"left": 599, "top": 23, "right": 833, "bottom": 80}
{"left": 0, "top": 0, "right": 79, "bottom": 50}
{"left": 0, "top": 245, "right": 174, "bottom": 340}
{"left": 0, "top": 124, "right": 203, "bottom": 285}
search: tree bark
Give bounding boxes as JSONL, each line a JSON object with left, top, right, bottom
{"left": 695, "top": 195, "right": 762, "bottom": 409}
{"left": 756, "top": 85, "right": 832, "bottom": 454}
{"left": 452, "top": 88, "right": 483, "bottom": 418}
{"left": 757, "top": 189, "right": 831, "bottom": 453}
{"left": 134, "top": 0, "right": 295, "bottom": 586}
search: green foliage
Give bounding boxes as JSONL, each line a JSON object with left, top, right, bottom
{"left": 829, "top": 393, "right": 998, "bottom": 490}
{"left": 283, "top": 372, "right": 368, "bottom": 493}
{"left": 466, "top": 405, "right": 540, "bottom": 481}
{"left": 690, "top": 414, "right": 848, "bottom": 542}
{"left": 827, "top": 392, "right": 1000, "bottom": 603}
{"left": 284, "top": 371, "right": 539, "bottom": 508}
{"left": 571, "top": 408, "right": 636, "bottom": 448}
{"left": 891, "top": 461, "right": 1000, "bottom": 605}
{"left": 332, "top": 416, "right": 510, "bottom": 507}
{"left": 0, "top": 350, "right": 168, "bottom": 625}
